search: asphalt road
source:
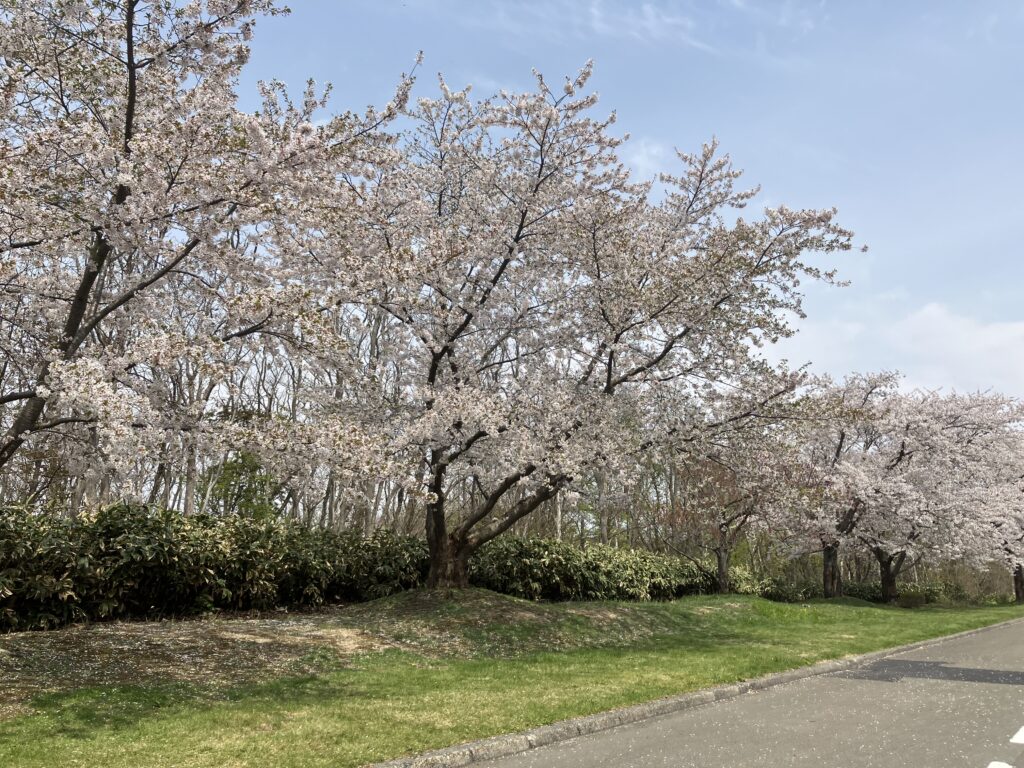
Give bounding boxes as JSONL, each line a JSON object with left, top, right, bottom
{"left": 477, "top": 620, "right": 1024, "bottom": 768}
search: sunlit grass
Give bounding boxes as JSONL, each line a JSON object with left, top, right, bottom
{"left": 1, "top": 591, "right": 1020, "bottom": 767}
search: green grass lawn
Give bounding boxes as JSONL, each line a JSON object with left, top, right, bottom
{"left": 0, "top": 590, "right": 1021, "bottom": 767}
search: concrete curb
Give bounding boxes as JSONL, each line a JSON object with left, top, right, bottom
{"left": 368, "top": 615, "right": 1024, "bottom": 768}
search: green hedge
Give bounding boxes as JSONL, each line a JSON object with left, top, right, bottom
{"left": 470, "top": 537, "right": 715, "bottom": 601}
{"left": 1, "top": 507, "right": 728, "bottom": 630}
{"left": 761, "top": 579, "right": 989, "bottom": 605}
{"left": 0, "top": 505, "right": 427, "bottom": 630}
{"left": 761, "top": 578, "right": 824, "bottom": 603}
{"left": 2, "top": 506, "right": 983, "bottom": 632}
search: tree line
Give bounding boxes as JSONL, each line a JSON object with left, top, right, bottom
{"left": 1, "top": 1, "right": 1021, "bottom": 600}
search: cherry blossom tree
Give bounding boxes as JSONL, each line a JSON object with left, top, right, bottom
{"left": 327, "top": 66, "right": 854, "bottom": 587}
{"left": 805, "top": 376, "right": 1024, "bottom": 601}
{"left": 971, "top": 425, "right": 1024, "bottom": 603}
{"left": 639, "top": 376, "right": 820, "bottom": 593}
{"left": 798, "top": 372, "right": 902, "bottom": 597}
{"left": 0, "top": 0, "right": 412, "bottom": 507}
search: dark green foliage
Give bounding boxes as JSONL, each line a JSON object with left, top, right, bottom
{"left": 0, "top": 505, "right": 428, "bottom": 631}
{"left": 1, "top": 506, "right": 1006, "bottom": 632}
{"left": 768, "top": 579, "right": 965, "bottom": 605}
{"left": 469, "top": 538, "right": 715, "bottom": 601}
{"left": 349, "top": 530, "right": 430, "bottom": 600}
{"left": 894, "top": 582, "right": 945, "bottom": 607}
{"left": 83, "top": 505, "right": 229, "bottom": 616}
{"left": 841, "top": 581, "right": 885, "bottom": 603}
{"left": 0, "top": 507, "right": 89, "bottom": 629}
{"left": 760, "top": 578, "right": 825, "bottom": 603}
{"left": 759, "top": 579, "right": 942, "bottom": 605}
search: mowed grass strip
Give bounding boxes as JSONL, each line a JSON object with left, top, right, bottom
{"left": 1, "top": 590, "right": 1021, "bottom": 768}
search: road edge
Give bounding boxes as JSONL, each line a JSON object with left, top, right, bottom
{"left": 369, "top": 614, "right": 1024, "bottom": 768}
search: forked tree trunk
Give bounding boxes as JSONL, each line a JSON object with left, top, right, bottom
{"left": 423, "top": 455, "right": 563, "bottom": 588}
{"left": 1014, "top": 565, "right": 1024, "bottom": 605}
{"left": 822, "top": 542, "right": 842, "bottom": 598}
{"left": 874, "top": 549, "right": 906, "bottom": 603}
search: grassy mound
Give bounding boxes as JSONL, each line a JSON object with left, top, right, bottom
{"left": 0, "top": 590, "right": 1021, "bottom": 768}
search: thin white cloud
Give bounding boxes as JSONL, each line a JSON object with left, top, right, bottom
{"left": 771, "top": 299, "right": 1024, "bottom": 397}
{"left": 458, "top": 71, "right": 518, "bottom": 94}
{"left": 884, "top": 303, "right": 1024, "bottom": 396}
{"left": 588, "top": 1, "right": 716, "bottom": 51}
{"left": 452, "top": 0, "right": 715, "bottom": 51}
{"left": 623, "top": 136, "right": 670, "bottom": 181}
{"left": 720, "top": 0, "right": 827, "bottom": 34}
{"left": 775, "top": 0, "right": 819, "bottom": 33}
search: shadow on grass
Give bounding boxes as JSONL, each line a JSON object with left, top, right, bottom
{"left": 0, "top": 626, "right": 741, "bottom": 744}
{"left": 0, "top": 595, "right": 1016, "bottom": 760}
{"left": 0, "top": 672, "right": 358, "bottom": 744}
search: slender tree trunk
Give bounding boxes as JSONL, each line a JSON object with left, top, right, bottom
{"left": 1014, "top": 565, "right": 1024, "bottom": 605}
{"left": 596, "top": 471, "right": 609, "bottom": 544}
{"left": 182, "top": 443, "right": 197, "bottom": 516}
{"left": 715, "top": 548, "right": 730, "bottom": 594}
{"left": 147, "top": 462, "right": 167, "bottom": 506}
{"left": 822, "top": 541, "right": 842, "bottom": 598}
{"left": 69, "top": 475, "right": 86, "bottom": 518}
{"left": 555, "top": 494, "right": 562, "bottom": 541}
{"left": 363, "top": 480, "right": 380, "bottom": 534}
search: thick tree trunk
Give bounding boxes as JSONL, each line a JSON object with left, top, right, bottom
{"left": 425, "top": 532, "right": 471, "bottom": 588}
{"left": 424, "top": 455, "right": 472, "bottom": 588}
{"left": 879, "top": 563, "right": 898, "bottom": 603}
{"left": 1014, "top": 565, "right": 1024, "bottom": 605}
{"left": 822, "top": 542, "right": 842, "bottom": 598}
{"left": 424, "top": 451, "right": 455, "bottom": 587}
{"left": 874, "top": 549, "right": 905, "bottom": 603}
{"left": 715, "top": 548, "right": 730, "bottom": 594}
{"left": 422, "top": 453, "right": 564, "bottom": 589}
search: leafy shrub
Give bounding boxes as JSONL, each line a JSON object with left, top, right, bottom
{"left": 0, "top": 506, "right": 90, "bottom": 629}
{"left": 895, "top": 582, "right": 945, "bottom": 607}
{"left": 469, "top": 538, "right": 714, "bottom": 601}
{"left": 819, "top": 580, "right": 947, "bottom": 605}
{"left": 841, "top": 581, "right": 885, "bottom": 603}
{"left": 728, "top": 565, "right": 775, "bottom": 598}
{"left": 85, "top": 505, "right": 229, "bottom": 616}
{"left": 345, "top": 530, "right": 429, "bottom": 600}
{"left": 895, "top": 591, "right": 927, "bottom": 608}
{"left": 935, "top": 578, "right": 970, "bottom": 603}
{"left": 8, "top": 505, "right": 997, "bottom": 632}
{"left": 760, "top": 578, "right": 823, "bottom": 603}
{"left": 0, "top": 505, "right": 428, "bottom": 631}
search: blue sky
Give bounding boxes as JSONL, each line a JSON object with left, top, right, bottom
{"left": 241, "top": 1, "right": 1024, "bottom": 395}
